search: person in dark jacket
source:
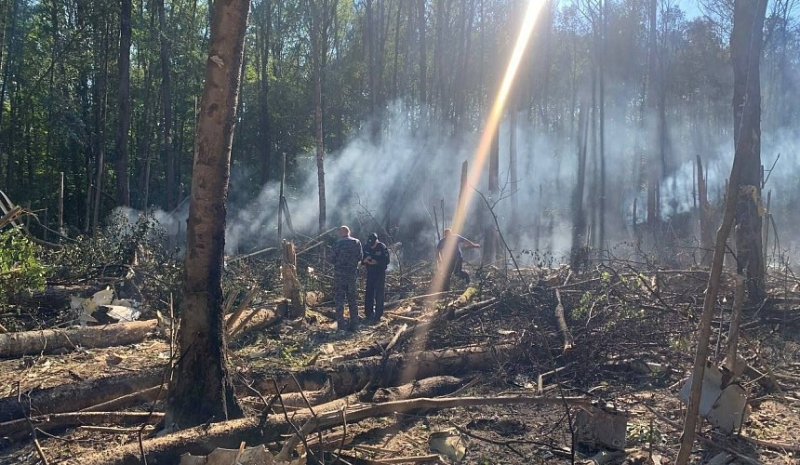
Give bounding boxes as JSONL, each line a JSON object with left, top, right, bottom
{"left": 436, "top": 228, "right": 480, "bottom": 289}
{"left": 331, "top": 225, "right": 363, "bottom": 331}
{"left": 362, "top": 232, "right": 390, "bottom": 324}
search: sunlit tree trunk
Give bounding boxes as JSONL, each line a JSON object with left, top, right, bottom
{"left": 165, "top": 0, "right": 250, "bottom": 429}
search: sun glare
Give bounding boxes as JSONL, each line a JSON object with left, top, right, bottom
{"left": 408, "top": 0, "right": 548, "bottom": 371}
{"left": 430, "top": 0, "right": 547, "bottom": 296}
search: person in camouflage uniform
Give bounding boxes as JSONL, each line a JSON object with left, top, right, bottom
{"left": 331, "top": 225, "right": 363, "bottom": 330}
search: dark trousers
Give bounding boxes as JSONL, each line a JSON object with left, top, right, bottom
{"left": 334, "top": 274, "right": 359, "bottom": 327}
{"left": 365, "top": 270, "right": 386, "bottom": 319}
{"left": 441, "top": 255, "right": 469, "bottom": 290}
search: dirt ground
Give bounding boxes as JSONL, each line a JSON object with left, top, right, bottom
{"left": 1, "top": 261, "right": 799, "bottom": 465}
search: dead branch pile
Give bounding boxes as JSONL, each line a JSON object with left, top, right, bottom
{"left": 0, "top": 256, "right": 799, "bottom": 464}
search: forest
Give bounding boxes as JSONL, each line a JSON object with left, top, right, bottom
{"left": 0, "top": 0, "right": 799, "bottom": 464}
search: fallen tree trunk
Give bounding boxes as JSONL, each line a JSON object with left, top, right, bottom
{"left": 0, "top": 320, "right": 159, "bottom": 358}
{"left": 76, "top": 394, "right": 590, "bottom": 465}
{"left": 0, "top": 368, "right": 165, "bottom": 422}
{"left": 228, "top": 308, "right": 282, "bottom": 340}
{"left": 80, "top": 385, "right": 166, "bottom": 412}
{"left": 277, "top": 375, "right": 465, "bottom": 409}
{"left": 0, "top": 343, "right": 516, "bottom": 423}
{"left": 249, "top": 343, "right": 519, "bottom": 396}
{"left": 0, "top": 411, "right": 164, "bottom": 439}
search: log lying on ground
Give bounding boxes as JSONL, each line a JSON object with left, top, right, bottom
{"left": 278, "top": 375, "right": 464, "bottom": 408}
{"left": 228, "top": 308, "right": 282, "bottom": 340}
{"left": 77, "top": 393, "right": 590, "bottom": 465}
{"left": 0, "top": 343, "right": 516, "bottom": 423}
{"left": 80, "top": 385, "right": 166, "bottom": 412}
{"left": 0, "top": 319, "right": 159, "bottom": 358}
{"left": 249, "top": 343, "right": 520, "bottom": 396}
{"left": 0, "top": 411, "right": 164, "bottom": 439}
{"left": 0, "top": 368, "right": 165, "bottom": 422}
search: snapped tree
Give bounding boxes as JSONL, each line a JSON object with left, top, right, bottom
{"left": 675, "top": 1, "right": 768, "bottom": 463}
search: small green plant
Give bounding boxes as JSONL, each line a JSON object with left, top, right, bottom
{"left": 627, "top": 421, "right": 663, "bottom": 445}
{"left": 0, "top": 226, "right": 46, "bottom": 302}
{"left": 280, "top": 343, "right": 300, "bottom": 362}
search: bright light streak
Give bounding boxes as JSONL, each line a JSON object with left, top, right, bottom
{"left": 430, "top": 0, "right": 548, "bottom": 298}
{"left": 404, "top": 1, "right": 547, "bottom": 380}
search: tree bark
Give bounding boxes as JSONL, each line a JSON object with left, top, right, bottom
{"left": 675, "top": 4, "right": 768, "bottom": 462}
{"left": 281, "top": 240, "right": 304, "bottom": 318}
{"left": 0, "top": 411, "right": 163, "bottom": 440}
{"left": 92, "top": 20, "right": 110, "bottom": 236}
{"left": 77, "top": 393, "right": 588, "bottom": 465}
{"left": 731, "top": 0, "right": 768, "bottom": 301}
{"left": 697, "top": 155, "right": 712, "bottom": 265}
{"left": 0, "top": 343, "right": 515, "bottom": 426}
{"left": 0, "top": 320, "right": 158, "bottom": 359}
{"left": 417, "top": 0, "right": 426, "bottom": 107}
{"left": 257, "top": 0, "right": 272, "bottom": 186}
{"left": 157, "top": 0, "right": 174, "bottom": 210}
{"left": 0, "top": 368, "right": 164, "bottom": 423}
{"left": 248, "top": 343, "right": 519, "bottom": 397}
{"left": 309, "top": 0, "right": 326, "bottom": 234}
{"left": 114, "top": 0, "right": 132, "bottom": 207}
{"left": 165, "top": 0, "right": 251, "bottom": 430}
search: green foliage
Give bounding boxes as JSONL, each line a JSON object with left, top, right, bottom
{"left": 45, "top": 211, "right": 183, "bottom": 311}
{"left": 627, "top": 421, "right": 664, "bottom": 446}
{"left": 0, "top": 227, "right": 46, "bottom": 302}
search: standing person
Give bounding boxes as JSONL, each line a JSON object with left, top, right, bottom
{"left": 331, "top": 225, "right": 363, "bottom": 331}
{"left": 362, "top": 232, "right": 390, "bottom": 324}
{"left": 436, "top": 228, "right": 480, "bottom": 288}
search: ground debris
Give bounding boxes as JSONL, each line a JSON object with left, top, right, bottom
{"left": 0, "top": 257, "right": 798, "bottom": 464}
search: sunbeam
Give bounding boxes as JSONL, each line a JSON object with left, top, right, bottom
{"left": 407, "top": 0, "right": 549, "bottom": 377}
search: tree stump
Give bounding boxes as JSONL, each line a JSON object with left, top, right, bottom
{"left": 281, "top": 240, "right": 304, "bottom": 318}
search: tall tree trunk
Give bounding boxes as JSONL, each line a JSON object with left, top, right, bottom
{"left": 571, "top": 101, "right": 588, "bottom": 269}
{"left": 157, "top": 0, "right": 174, "bottom": 210}
{"left": 258, "top": 0, "right": 272, "bottom": 186}
{"left": 309, "top": 0, "right": 326, "bottom": 234}
{"left": 137, "top": 66, "right": 156, "bottom": 210}
{"left": 115, "top": 0, "right": 132, "bottom": 207}
{"left": 731, "top": 0, "right": 768, "bottom": 301}
{"left": 645, "top": 0, "right": 659, "bottom": 228}
{"left": 696, "top": 155, "right": 712, "bottom": 266}
{"left": 482, "top": 127, "right": 499, "bottom": 265}
{"left": 165, "top": 0, "right": 250, "bottom": 430}
{"left": 391, "top": 1, "right": 402, "bottom": 100}
{"left": 0, "top": 0, "right": 19, "bottom": 188}
{"left": 509, "top": 108, "right": 518, "bottom": 231}
{"left": 92, "top": 21, "right": 110, "bottom": 235}
{"left": 598, "top": 0, "right": 606, "bottom": 258}
{"left": 674, "top": 2, "right": 768, "bottom": 463}
{"left": 417, "top": 0, "right": 426, "bottom": 107}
